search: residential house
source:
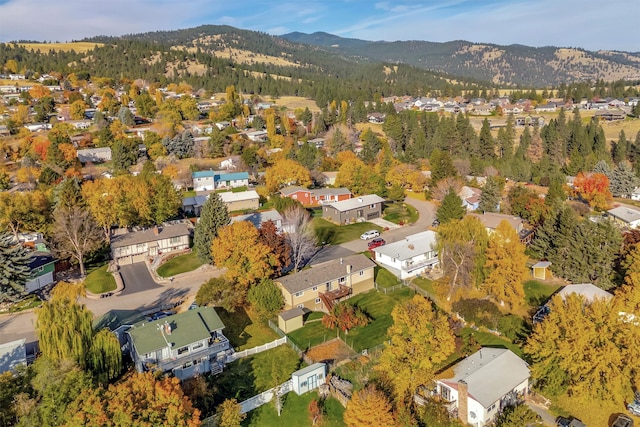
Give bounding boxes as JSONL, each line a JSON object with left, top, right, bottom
{"left": 126, "top": 307, "right": 231, "bottom": 380}
{"left": 321, "top": 171, "right": 338, "bottom": 186}
{"left": 246, "top": 130, "right": 268, "bottom": 142}
{"left": 94, "top": 309, "right": 146, "bottom": 346}
{"left": 280, "top": 186, "right": 352, "bottom": 206}
{"left": 469, "top": 104, "right": 494, "bottom": 115}
{"left": 219, "top": 190, "right": 260, "bottom": 211}
{"left": 434, "top": 348, "right": 529, "bottom": 426}
{"left": 367, "top": 113, "right": 386, "bottom": 123}
{"left": 110, "top": 223, "right": 191, "bottom": 266}
{"left": 631, "top": 187, "right": 640, "bottom": 201}
{"left": 322, "top": 194, "right": 385, "bottom": 225}
{"left": 77, "top": 147, "right": 112, "bottom": 164}
{"left": 67, "top": 119, "right": 92, "bottom": 130}
{"left": 501, "top": 104, "right": 522, "bottom": 114}
{"left": 607, "top": 205, "right": 640, "bottom": 229}
{"left": 9, "top": 74, "right": 25, "bottom": 80}
{"left": 0, "top": 339, "right": 27, "bottom": 374}
{"left": 535, "top": 103, "right": 557, "bottom": 112}
{"left": 595, "top": 108, "right": 626, "bottom": 121}
{"left": 192, "top": 171, "right": 217, "bottom": 191}
{"left": 458, "top": 186, "right": 483, "bottom": 211}
{"left": 307, "top": 137, "right": 326, "bottom": 148}
{"left": 23, "top": 122, "right": 51, "bottom": 132}
{"left": 230, "top": 209, "right": 283, "bottom": 230}
{"left": 274, "top": 253, "right": 376, "bottom": 312}
{"left": 533, "top": 283, "right": 613, "bottom": 323}
{"left": 220, "top": 157, "right": 238, "bottom": 170}
{"left": 373, "top": 231, "right": 439, "bottom": 280}
{"left": 215, "top": 121, "right": 231, "bottom": 130}
{"left": 25, "top": 251, "right": 56, "bottom": 293}
{"left": 182, "top": 194, "right": 209, "bottom": 216}
{"left": 469, "top": 212, "right": 524, "bottom": 234}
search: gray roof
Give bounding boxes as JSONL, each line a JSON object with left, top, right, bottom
{"left": 279, "top": 307, "right": 305, "bottom": 321}
{"left": 441, "top": 348, "right": 529, "bottom": 408}
{"left": 127, "top": 307, "right": 225, "bottom": 355}
{"left": 469, "top": 212, "right": 523, "bottom": 230}
{"left": 608, "top": 205, "right": 640, "bottom": 223}
{"left": 110, "top": 223, "right": 190, "bottom": 249}
{"left": 292, "top": 362, "right": 326, "bottom": 378}
{"left": 557, "top": 283, "right": 613, "bottom": 302}
{"left": 231, "top": 209, "right": 282, "bottom": 228}
{"left": 532, "top": 261, "right": 551, "bottom": 268}
{"left": 280, "top": 186, "right": 351, "bottom": 197}
{"left": 0, "top": 338, "right": 27, "bottom": 374}
{"left": 326, "top": 194, "right": 385, "bottom": 212}
{"left": 183, "top": 195, "right": 209, "bottom": 208}
{"left": 373, "top": 231, "right": 437, "bottom": 260}
{"left": 219, "top": 190, "right": 259, "bottom": 203}
{"left": 275, "top": 253, "right": 376, "bottom": 294}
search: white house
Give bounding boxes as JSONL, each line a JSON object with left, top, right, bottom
{"left": 631, "top": 187, "right": 640, "bottom": 201}
{"left": 372, "top": 231, "right": 439, "bottom": 280}
{"left": 435, "top": 348, "right": 530, "bottom": 427}
{"left": 192, "top": 171, "right": 249, "bottom": 192}
{"left": 607, "top": 205, "right": 640, "bottom": 229}
{"left": 77, "top": 147, "right": 112, "bottom": 163}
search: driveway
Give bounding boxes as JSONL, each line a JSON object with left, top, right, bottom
{"left": 119, "top": 263, "right": 162, "bottom": 295}
{"left": 309, "top": 196, "right": 437, "bottom": 264}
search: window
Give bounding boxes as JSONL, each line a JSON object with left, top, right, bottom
{"left": 300, "top": 381, "right": 308, "bottom": 388}
{"left": 170, "top": 236, "right": 180, "bottom": 244}
{"left": 370, "top": 204, "right": 376, "bottom": 209}
{"left": 297, "top": 304, "right": 304, "bottom": 309}
{"left": 339, "top": 277, "right": 346, "bottom": 284}
{"left": 177, "top": 346, "right": 189, "bottom": 355}
{"left": 441, "top": 386, "right": 451, "bottom": 401}
{"left": 192, "top": 342, "right": 203, "bottom": 351}
{"left": 359, "top": 271, "right": 364, "bottom": 276}
{"left": 33, "top": 266, "right": 44, "bottom": 273}
{"left": 318, "top": 374, "right": 324, "bottom": 380}
{"left": 312, "top": 286, "right": 318, "bottom": 291}
{"left": 294, "top": 291, "right": 304, "bottom": 297}
{"left": 315, "top": 298, "right": 321, "bottom": 304}
{"left": 136, "top": 243, "right": 145, "bottom": 251}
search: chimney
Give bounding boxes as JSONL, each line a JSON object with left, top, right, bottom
{"left": 357, "top": 197, "right": 363, "bottom": 203}
{"left": 164, "top": 321, "right": 172, "bottom": 335}
{"left": 346, "top": 264, "right": 352, "bottom": 274}
{"left": 458, "top": 380, "right": 468, "bottom": 425}
{"left": 153, "top": 226, "right": 159, "bottom": 235}
{"left": 340, "top": 258, "right": 343, "bottom": 264}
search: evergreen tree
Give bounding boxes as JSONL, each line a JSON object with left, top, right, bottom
{"left": 0, "top": 233, "right": 31, "bottom": 302}
{"left": 612, "top": 130, "right": 628, "bottom": 163}
{"left": 430, "top": 148, "right": 456, "bottom": 183}
{"left": 117, "top": 106, "right": 135, "bottom": 126}
{"left": 478, "top": 118, "right": 495, "bottom": 160}
{"left": 437, "top": 189, "right": 465, "bottom": 224}
{"left": 193, "top": 193, "right": 230, "bottom": 263}
{"left": 609, "top": 162, "right": 639, "bottom": 197}
{"left": 360, "top": 128, "right": 382, "bottom": 163}
{"left": 478, "top": 176, "right": 503, "bottom": 213}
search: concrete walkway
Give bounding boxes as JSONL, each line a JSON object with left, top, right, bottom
{"left": 526, "top": 397, "right": 556, "bottom": 426}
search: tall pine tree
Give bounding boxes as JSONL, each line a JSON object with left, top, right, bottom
{"left": 193, "top": 193, "right": 230, "bottom": 263}
{"left": 0, "top": 233, "right": 31, "bottom": 302}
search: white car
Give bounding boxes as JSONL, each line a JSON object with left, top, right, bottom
{"left": 360, "top": 230, "right": 380, "bottom": 240}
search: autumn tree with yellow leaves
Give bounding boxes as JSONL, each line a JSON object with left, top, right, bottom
{"left": 265, "top": 158, "right": 311, "bottom": 192}
{"left": 344, "top": 384, "right": 395, "bottom": 427}
{"left": 377, "top": 295, "right": 455, "bottom": 404}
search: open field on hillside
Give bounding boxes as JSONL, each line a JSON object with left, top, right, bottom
{"left": 18, "top": 42, "right": 103, "bottom": 53}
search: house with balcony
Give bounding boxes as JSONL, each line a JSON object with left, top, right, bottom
{"left": 280, "top": 186, "right": 352, "bottom": 206}
{"left": 434, "top": 348, "right": 530, "bottom": 427}
{"left": 372, "top": 231, "right": 439, "bottom": 280}
{"left": 110, "top": 223, "right": 191, "bottom": 266}
{"left": 322, "top": 194, "right": 385, "bottom": 225}
{"left": 274, "top": 253, "right": 376, "bottom": 312}
{"left": 125, "top": 307, "right": 231, "bottom": 381}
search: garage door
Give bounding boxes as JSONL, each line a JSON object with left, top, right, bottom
{"left": 131, "top": 254, "right": 146, "bottom": 264}
{"left": 25, "top": 272, "right": 54, "bottom": 293}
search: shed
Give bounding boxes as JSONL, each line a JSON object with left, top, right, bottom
{"left": 278, "top": 307, "right": 305, "bottom": 333}
{"left": 531, "top": 261, "right": 552, "bottom": 280}
{"left": 291, "top": 363, "right": 326, "bottom": 395}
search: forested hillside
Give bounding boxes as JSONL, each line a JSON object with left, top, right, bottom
{"left": 282, "top": 32, "right": 640, "bottom": 86}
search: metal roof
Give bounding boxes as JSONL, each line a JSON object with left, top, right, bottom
{"left": 608, "top": 205, "right": 640, "bottom": 223}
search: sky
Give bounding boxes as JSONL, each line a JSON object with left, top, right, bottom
{"left": 0, "top": 0, "right": 638, "bottom": 52}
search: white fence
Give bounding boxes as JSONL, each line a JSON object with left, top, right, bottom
{"left": 226, "top": 337, "right": 288, "bottom": 363}
{"left": 239, "top": 379, "right": 293, "bottom": 414}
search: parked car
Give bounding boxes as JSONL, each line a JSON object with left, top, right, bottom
{"left": 629, "top": 392, "right": 640, "bottom": 416}
{"left": 360, "top": 230, "right": 380, "bottom": 240}
{"left": 556, "top": 417, "right": 586, "bottom": 427}
{"left": 613, "top": 414, "right": 633, "bottom": 427}
{"left": 368, "top": 238, "right": 386, "bottom": 249}
{"left": 432, "top": 219, "right": 440, "bottom": 227}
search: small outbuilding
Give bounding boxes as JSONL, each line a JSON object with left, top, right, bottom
{"left": 291, "top": 362, "right": 326, "bottom": 395}
{"left": 278, "top": 307, "right": 305, "bottom": 333}
{"left": 531, "top": 261, "right": 552, "bottom": 280}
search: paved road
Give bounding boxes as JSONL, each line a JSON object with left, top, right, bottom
{"left": 119, "top": 263, "right": 162, "bottom": 295}
{"left": 309, "top": 196, "right": 437, "bottom": 265}
{"left": 526, "top": 399, "right": 556, "bottom": 426}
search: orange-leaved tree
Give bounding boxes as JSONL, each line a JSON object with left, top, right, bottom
{"left": 322, "top": 302, "right": 370, "bottom": 334}
{"left": 344, "top": 384, "right": 395, "bottom": 427}
{"left": 573, "top": 171, "right": 612, "bottom": 211}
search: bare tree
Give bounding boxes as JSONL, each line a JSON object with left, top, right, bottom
{"left": 282, "top": 206, "right": 316, "bottom": 272}
{"left": 52, "top": 206, "right": 104, "bottom": 277}
{"left": 430, "top": 177, "right": 464, "bottom": 203}
{"left": 440, "top": 241, "right": 475, "bottom": 300}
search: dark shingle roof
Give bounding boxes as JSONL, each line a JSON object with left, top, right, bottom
{"left": 275, "top": 253, "right": 375, "bottom": 294}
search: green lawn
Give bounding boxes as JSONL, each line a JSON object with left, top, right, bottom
{"left": 524, "top": 280, "right": 561, "bottom": 307}
{"left": 156, "top": 252, "right": 204, "bottom": 277}
{"left": 183, "top": 190, "right": 196, "bottom": 198}
{"left": 311, "top": 218, "right": 383, "bottom": 245}
{"left": 289, "top": 288, "right": 414, "bottom": 352}
{"left": 244, "top": 391, "right": 345, "bottom": 427}
{"left": 458, "top": 327, "right": 524, "bottom": 357}
{"left": 383, "top": 202, "right": 419, "bottom": 225}
{"left": 84, "top": 264, "right": 117, "bottom": 294}
{"left": 374, "top": 266, "right": 400, "bottom": 288}
{"left": 216, "top": 306, "right": 279, "bottom": 350}
{"left": 3, "top": 294, "right": 42, "bottom": 313}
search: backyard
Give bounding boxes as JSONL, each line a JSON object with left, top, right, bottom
{"left": 383, "top": 202, "right": 418, "bottom": 225}
{"left": 244, "top": 390, "right": 345, "bottom": 427}
{"left": 156, "top": 252, "right": 204, "bottom": 277}
{"left": 311, "top": 218, "right": 383, "bottom": 245}
{"left": 83, "top": 264, "right": 116, "bottom": 294}
{"left": 216, "top": 306, "right": 280, "bottom": 351}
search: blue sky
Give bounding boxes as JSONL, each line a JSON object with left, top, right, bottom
{"left": 0, "top": 0, "right": 638, "bottom": 51}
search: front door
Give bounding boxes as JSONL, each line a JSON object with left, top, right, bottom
{"left": 308, "top": 374, "right": 317, "bottom": 390}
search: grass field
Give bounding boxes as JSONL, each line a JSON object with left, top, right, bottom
{"left": 18, "top": 42, "right": 103, "bottom": 53}
{"left": 244, "top": 391, "right": 345, "bottom": 427}
{"left": 374, "top": 266, "right": 400, "bottom": 289}
{"left": 311, "top": 218, "right": 383, "bottom": 245}
{"left": 156, "top": 252, "right": 203, "bottom": 277}
{"left": 523, "top": 279, "right": 562, "bottom": 307}
{"left": 288, "top": 288, "right": 413, "bottom": 352}
{"left": 383, "top": 202, "right": 418, "bottom": 224}
{"left": 84, "top": 264, "right": 116, "bottom": 294}
{"left": 216, "top": 306, "right": 279, "bottom": 350}
{"left": 404, "top": 190, "right": 427, "bottom": 201}
{"left": 457, "top": 327, "right": 524, "bottom": 357}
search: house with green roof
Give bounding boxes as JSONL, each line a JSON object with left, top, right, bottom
{"left": 125, "top": 307, "right": 230, "bottom": 380}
